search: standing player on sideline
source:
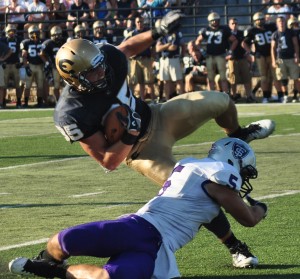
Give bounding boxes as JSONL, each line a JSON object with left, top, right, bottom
{"left": 242, "top": 12, "right": 281, "bottom": 103}
{"left": 53, "top": 10, "right": 275, "bottom": 268}
{"left": 9, "top": 138, "right": 268, "bottom": 279}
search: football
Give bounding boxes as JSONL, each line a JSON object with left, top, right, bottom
{"left": 104, "top": 106, "right": 127, "bottom": 144}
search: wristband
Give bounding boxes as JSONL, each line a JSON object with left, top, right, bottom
{"left": 121, "top": 132, "right": 138, "bottom": 145}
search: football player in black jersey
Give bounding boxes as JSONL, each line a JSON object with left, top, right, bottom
{"left": 40, "top": 25, "right": 67, "bottom": 102}
{"left": 195, "top": 12, "right": 238, "bottom": 93}
{"left": 73, "top": 24, "right": 90, "bottom": 40}
{"left": 287, "top": 16, "right": 300, "bottom": 102}
{"left": 54, "top": 10, "right": 275, "bottom": 268}
{"left": 90, "top": 20, "right": 117, "bottom": 45}
{"left": 20, "top": 25, "right": 45, "bottom": 108}
{"left": 242, "top": 12, "right": 282, "bottom": 103}
{"left": 1, "top": 24, "right": 23, "bottom": 108}
{"left": 271, "top": 16, "right": 300, "bottom": 103}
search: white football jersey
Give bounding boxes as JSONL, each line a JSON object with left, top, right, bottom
{"left": 136, "top": 157, "right": 242, "bottom": 278}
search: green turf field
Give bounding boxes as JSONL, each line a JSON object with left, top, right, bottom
{"left": 0, "top": 104, "right": 300, "bottom": 278}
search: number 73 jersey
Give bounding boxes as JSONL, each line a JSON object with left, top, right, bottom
{"left": 198, "top": 25, "right": 232, "bottom": 56}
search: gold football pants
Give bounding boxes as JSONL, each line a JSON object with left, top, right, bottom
{"left": 126, "top": 91, "right": 230, "bottom": 185}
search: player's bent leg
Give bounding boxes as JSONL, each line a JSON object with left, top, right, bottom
{"left": 67, "top": 264, "right": 110, "bottom": 279}
{"left": 160, "top": 91, "right": 230, "bottom": 141}
{"left": 203, "top": 210, "right": 258, "bottom": 268}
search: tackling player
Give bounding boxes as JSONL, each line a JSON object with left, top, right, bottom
{"left": 52, "top": 10, "right": 274, "bottom": 268}
{"left": 9, "top": 138, "right": 268, "bottom": 279}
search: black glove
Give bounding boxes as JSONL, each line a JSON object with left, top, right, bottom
{"left": 16, "top": 62, "right": 22, "bottom": 69}
{"left": 25, "top": 65, "right": 32, "bottom": 77}
{"left": 246, "top": 195, "right": 268, "bottom": 218}
{"left": 117, "top": 105, "right": 141, "bottom": 145}
{"left": 151, "top": 10, "right": 182, "bottom": 40}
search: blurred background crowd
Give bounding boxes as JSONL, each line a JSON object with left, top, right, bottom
{"left": 1, "top": 0, "right": 300, "bottom": 108}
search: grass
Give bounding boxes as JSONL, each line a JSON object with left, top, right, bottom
{"left": 0, "top": 104, "right": 300, "bottom": 278}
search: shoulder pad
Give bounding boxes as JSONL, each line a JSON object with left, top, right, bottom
{"left": 209, "top": 168, "right": 242, "bottom": 192}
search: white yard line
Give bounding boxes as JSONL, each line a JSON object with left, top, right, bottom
{"left": 1, "top": 190, "right": 299, "bottom": 251}
{"left": 2, "top": 133, "right": 299, "bottom": 172}
{"left": 0, "top": 133, "right": 299, "bottom": 251}
{"left": 70, "top": 191, "right": 106, "bottom": 198}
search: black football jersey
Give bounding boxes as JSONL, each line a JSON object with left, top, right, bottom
{"left": 54, "top": 44, "right": 151, "bottom": 143}
{"left": 243, "top": 23, "right": 277, "bottom": 57}
{"left": 0, "top": 36, "right": 22, "bottom": 64}
{"left": 231, "top": 30, "right": 246, "bottom": 60}
{"left": 272, "top": 29, "right": 297, "bottom": 59}
{"left": 199, "top": 25, "right": 232, "bottom": 55}
{"left": 91, "top": 35, "right": 115, "bottom": 45}
{"left": 41, "top": 38, "right": 66, "bottom": 65}
{"left": 20, "top": 39, "right": 44, "bottom": 65}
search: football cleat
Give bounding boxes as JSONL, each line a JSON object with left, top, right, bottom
{"left": 9, "top": 256, "right": 67, "bottom": 278}
{"left": 238, "top": 119, "right": 275, "bottom": 143}
{"left": 230, "top": 241, "right": 258, "bottom": 268}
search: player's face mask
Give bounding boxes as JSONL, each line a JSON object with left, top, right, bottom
{"left": 79, "top": 63, "right": 108, "bottom": 91}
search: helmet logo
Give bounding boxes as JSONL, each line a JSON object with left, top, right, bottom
{"left": 58, "top": 59, "right": 76, "bottom": 75}
{"left": 232, "top": 143, "right": 249, "bottom": 159}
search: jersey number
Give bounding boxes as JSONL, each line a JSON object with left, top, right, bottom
{"left": 56, "top": 124, "right": 84, "bottom": 142}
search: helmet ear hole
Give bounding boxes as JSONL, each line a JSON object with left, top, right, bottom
{"left": 227, "top": 159, "right": 234, "bottom": 166}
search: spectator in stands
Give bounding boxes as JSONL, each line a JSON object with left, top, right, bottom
{"left": 184, "top": 40, "right": 207, "bottom": 92}
{"left": 113, "top": 0, "right": 138, "bottom": 36}
{"left": 290, "top": 0, "right": 300, "bottom": 16}
{"left": 271, "top": 16, "right": 300, "bottom": 103}
{"left": 265, "top": 0, "right": 291, "bottom": 22}
{"left": 90, "top": 20, "right": 117, "bottom": 44}
{"left": 6, "top": 0, "right": 28, "bottom": 37}
{"left": 20, "top": 25, "right": 45, "bottom": 108}
{"left": 242, "top": 12, "right": 281, "bottom": 103}
{"left": 66, "top": 0, "right": 90, "bottom": 38}
{"left": 0, "top": 41, "right": 13, "bottom": 109}
{"left": 24, "top": 0, "right": 49, "bottom": 39}
{"left": 48, "top": 0, "right": 67, "bottom": 31}
{"left": 139, "top": 0, "right": 170, "bottom": 20}
{"left": 156, "top": 29, "right": 184, "bottom": 100}
{"left": 195, "top": 12, "right": 237, "bottom": 93}
{"left": 227, "top": 17, "right": 255, "bottom": 103}
{"left": 91, "top": 0, "right": 113, "bottom": 20}
{"left": 40, "top": 25, "right": 67, "bottom": 102}
{"left": 62, "top": 0, "right": 73, "bottom": 10}
{"left": 1, "top": 24, "right": 23, "bottom": 108}
{"left": 126, "top": 16, "right": 156, "bottom": 102}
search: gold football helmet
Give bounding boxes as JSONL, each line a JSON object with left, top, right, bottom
{"left": 93, "top": 20, "right": 105, "bottom": 36}
{"left": 28, "top": 25, "right": 40, "bottom": 41}
{"left": 55, "top": 39, "right": 107, "bottom": 92}
{"left": 74, "top": 24, "right": 86, "bottom": 38}
{"left": 5, "top": 24, "right": 17, "bottom": 38}
{"left": 287, "top": 17, "right": 299, "bottom": 29}
{"left": 50, "top": 25, "right": 64, "bottom": 43}
{"left": 208, "top": 12, "right": 220, "bottom": 28}
{"left": 252, "top": 12, "right": 265, "bottom": 27}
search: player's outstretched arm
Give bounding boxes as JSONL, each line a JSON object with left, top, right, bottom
{"left": 205, "top": 183, "right": 267, "bottom": 227}
{"left": 118, "top": 10, "right": 182, "bottom": 58}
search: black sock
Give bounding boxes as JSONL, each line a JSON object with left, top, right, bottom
{"left": 228, "top": 126, "right": 242, "bottom": 138}
{"left": 40, "top": 250, "right": 64, "bottom": 265}
{"left": 277, "top": 91, "right": 284, "bottom": 99}
{"left": 224, "top": 233, "right": 239, "bottom": 251}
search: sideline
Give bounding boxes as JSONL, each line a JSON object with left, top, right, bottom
{"left": 1, "top": 133, "right": 300, "bottom": 171}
